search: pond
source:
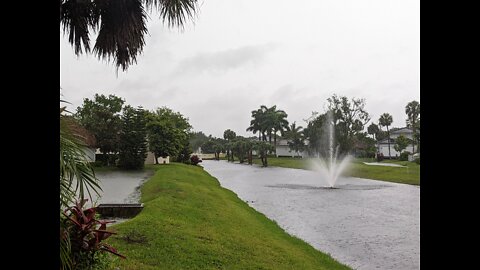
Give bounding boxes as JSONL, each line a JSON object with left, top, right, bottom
{"left": 201, "top": 160, "right": 419, "bottom": 270}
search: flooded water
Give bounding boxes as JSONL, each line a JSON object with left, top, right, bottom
{"left": 85, "top": 170, "right": 154, "bottom": 207}
{"left": 201, "top": 160, "right": 419, "bottom": 270}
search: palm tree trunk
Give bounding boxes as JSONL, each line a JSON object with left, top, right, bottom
{"left": 387, "top": 126, "right": 391, "bottom": 158}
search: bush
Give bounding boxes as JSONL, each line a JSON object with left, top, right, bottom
{"left": 376, "top": 152, "right": 384, "bottom": 162}
{"left": 190, "top": 155, "right": 202, "bottom": 165}
{"left": 399, "top": 151, "right": 411, "bottom": 161}
{"left": 61, "top": 200, "right": 125, "bottom": 269}
{"left": 414, "top": 157, "right": 420, "bottom": 164}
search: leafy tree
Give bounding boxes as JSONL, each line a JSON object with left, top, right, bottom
{"left": 246, "top": 107, "right": 266, "bottom": 141}
{"left": 394, "top": 135, "right": 411, "bottom": 155}
{"left": 302, "top": 112, "right": 326, "bottom": 156}
{"left": 117, "top": 106, "right": 148, "bottom": 170}
{"left": 405, "top": 100, "right": 420, "bottom": 153}
{"left": 146, "top": 107, "right": 191, "bottom": 163}
{"left": 379, "top": 113, "right": 393, "bottom": 158}
{"left": 268, "top": 106, "right": 289, "bottom": 147}
{"left": 76, "top": 94, "right": 125, "bottom": 166}
{"left": 326, "top": 94, "right": 370, "bottom": 154}
{"left": 367, "top": 123, "right": 380, "bottom": 141}
{"left": 60, "top": 0, "right": 199, "bottom": 71}
{"left": 284, "top": 122, "right": 305, "bottom": 157}
{"left": 176, "top": 138, "right": 193, "bottom": 163}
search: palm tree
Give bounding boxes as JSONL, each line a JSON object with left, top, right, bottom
{"left": 223, "top": 129, "right": 236, "bottom": 162}
{"left": 284, "top": 122, "right": 305, "bottom": 157}
{"left": 60, "top": 0, "right": 198, "bottom": 71}
{"left": 271, "top": 107, "right": 289, "bottom": 148}
{"left": 379, "top": 113, "right": 393, "bottom": 158}
{"left": 367, "top": 123, "right": 379, "bottom": 141}
{"left": 405, "top": 101, "right": 420, "bottom": 153}
{"left": 246, "top": 108, "right": 264, "bottom": 141}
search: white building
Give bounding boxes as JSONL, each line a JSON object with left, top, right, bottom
{"left": 275, "top": 139, "right": 308, "bottom": 158}
{"left": 377, "top": 127, "right": 417, "bottom": 158}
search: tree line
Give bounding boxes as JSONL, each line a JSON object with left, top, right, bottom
{"left": 193, "top": 94, "right": 420, "bottom": 163}
{"left": 75, "top": 93, "right": 195, "bottom": 170}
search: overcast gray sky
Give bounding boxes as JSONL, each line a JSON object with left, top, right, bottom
{"left": 60, "top": 0, "right": 419, "bottom": 138}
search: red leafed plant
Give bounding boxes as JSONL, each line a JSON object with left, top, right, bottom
{"left": 62, "top": 199, "right": 125, "bottom": 268}
{"left": 190, "top": 155, "right": 202, "bottom": 165}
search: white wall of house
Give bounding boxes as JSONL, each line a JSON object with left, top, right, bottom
{"left": 144, "top": 152, "right": 156, "bottom": 165}
{"left": 158, "top": 156, "right": 170, "bottom": 164}
{"left": 378, "top": 144, "right": 414, "bottom": 158}
{"left": 276, "top": 145, "right": 306, "bottom": 158}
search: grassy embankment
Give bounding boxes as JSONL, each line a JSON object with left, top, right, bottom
{"left": 107, "top": 163, "right": 351, "bottom": 270}
{"left": 252, "top": 157, "right": 420, "bottom": 185}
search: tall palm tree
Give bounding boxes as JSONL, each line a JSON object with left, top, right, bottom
{"left": 246, "top": 108, "right": 264, "bottom": 141}
{"left": 405, "top": 101, "right": 420, "bottom": 153}
{"left": 60, "top": 0, "right": 198, "bottom": 71}
{"left": 379, "top": 113, "right": 393, "bottom": 158}
{"left": 271, "top": 108, "right": 289, "bottom": 148}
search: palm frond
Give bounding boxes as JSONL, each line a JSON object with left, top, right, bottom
{"left": 93, "top": 0, "right": 148, "bottom": 71}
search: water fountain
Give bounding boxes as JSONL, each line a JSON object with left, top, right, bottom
{"left": 309, "top": 112, "right": 351, "bottom": 188}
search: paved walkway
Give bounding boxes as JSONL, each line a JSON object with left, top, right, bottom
{"left": 202, "top": 160, "right": 419, "bottom": 270}
{"left": 363, "top": 162, "right": 407, "bottom": 167}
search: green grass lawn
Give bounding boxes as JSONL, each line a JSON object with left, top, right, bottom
{"left": 252, "top": 157, "right": 420, "bottom": 185}
{"left": 106, "top": 163, "right": 351, "bottom": 270}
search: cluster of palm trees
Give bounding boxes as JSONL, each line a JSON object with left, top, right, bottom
{"left": 246, "top": 105, "right": 290, "bottom": 147}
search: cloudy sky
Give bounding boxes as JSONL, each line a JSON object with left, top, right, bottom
{"left": 60, "top": 0, "right": 419, "bottom": 138}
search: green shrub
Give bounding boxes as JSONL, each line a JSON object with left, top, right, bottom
{"left": 399, "top": 151, "right": 411, "bottom": 161}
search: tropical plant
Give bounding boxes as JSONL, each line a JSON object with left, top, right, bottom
{"left": 61, "top": 102, "right": 102, "bottom": 269}
{"left": 379, "top": 113, "right": 393, "bottom": 158}
{"left": 284, "top": 122, "right": 305, "bottom": 157}
{"left": 223, "top": 129, "right": 237, "bottom": 162}
{"left": 405, "top": 100, "right": 420, "bottom": 153}
{"left": 60, "top": 0, "right": 199, "bottom": 71}
{"left": 62, "top": 199, "right": 125, "bottom": 269}
{"left": 367, "top": 123, "right": 380, "bottom": 141}
{"left": 255, "top": 141, "right": 275, "bottom": 167}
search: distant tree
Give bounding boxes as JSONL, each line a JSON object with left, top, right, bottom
{"left": 379, "top": 113, "right": 393, "bottom": 158}
{"left": 367, "top": 123, "right": 380, "bottom": 141}
{"left": 189, "top": 131, "right": 209, "bottom": 153}
{"left": 284, "top": 122, "right": 305, "bottom": 157}
{"left": 394, "top": 135, "right": 411, "bottom": 155}
{"left": 255, "top": 141, "right": 275, "bottom": 167}
{"left": 223, "top": 129, "right": 237, "bottom": 162}
{"left": 303, "top": 112, "right": 327, "bottom": 156}
{"left": 232, "top": 136, "right": 249, "bottom": 164}
{"left": 326, "top": 94, "right": 370, "bottom": 154}
{"left": 246, "top": 107, "right": 266, "bottom": 141}
{"left": 269, "top": 106, "right": 289, "bottom": 148}
{"left": 176, "top": 138, "right": 193, "bottom": 164}
{"left": 405, "top": 101, "right": 420, "bottom": 153}
{"left": 117, "top": 106, "right": 148, "bottom": 170}
{"left": 146, "top": 108, "right": 190, "bottom": 163}
{"left": 76, "top": 94, "right": 125, "bottom": 166}
{"left": 60, "top": 0, "right": 199, "bottom": 71}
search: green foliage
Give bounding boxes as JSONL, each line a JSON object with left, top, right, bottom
{"left": 399, "top": 151, "right": 411, "bottom": 161}
{"left": 303, "top": 112, "right": 326, "bottom": 155}
{"left": 394, "top": 135, "right": 411, "bottom": 155}
{"left": 176, "top": 139, "right": 193, "bottom": 163}
{"left": 405, "top": 101, "right": 420, "bottom": 153}
{"left": 117, "top": 106, "right": 148, "bottom": 170}
{"left": 379, "top": 113, "right": 393, "bottom": 157}
{"left": 189, "top": 131, "right": 209, "bottom": 153}
{"left": 255, "top": 141, "right": 275, "bottom": 167}
{"left": 247, "top": 105, "right": 289, "bottom": 146}
{"left": 76, "top": 94, "right": 125, "bottom": 165}
{"left": 60, "top": 0, "right": 198, "bottom": 71}
{"left": 284, "top": 122, "right": 305, "bottom": 156}
{"left": 326, "top": 94, "right": 371, "bottom": 154}
{"left": 146, "top": 107, "right": 191, "bottom": 162}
